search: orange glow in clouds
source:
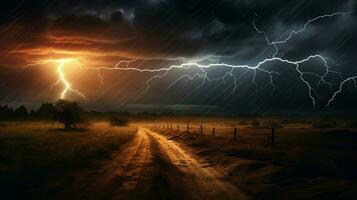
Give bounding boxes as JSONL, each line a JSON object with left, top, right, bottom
{"left": 50, "top": 58, "right": 86, "bottom": 100}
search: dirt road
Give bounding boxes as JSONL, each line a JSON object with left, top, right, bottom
{"left": 58, "top": 127, "right": 249, "bottom": 200}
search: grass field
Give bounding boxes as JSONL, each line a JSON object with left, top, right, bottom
{"left": 1, "top": 117, "right": 357, "bottom": 199}
{"left": 144, "top": 116, "right": 357, "bottom": 199}
{"left": 0, "top": 121, "right": 137, "bottom": 199}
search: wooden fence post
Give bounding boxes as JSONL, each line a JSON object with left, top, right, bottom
{"left": 200, "top": 125, "right": 203, "bottom": 134}
{"left": 170, "top": 124, "right": 172, "bottom": 130}
{"left": 187, "top": 124, "right": 189, "bottom": 132}
{"left": 234, "top": 128, "right": 237, "bottom": 142}
{"left": 212, "top": 127, "right": 215, "bottom": 136}
{"left": 271, "top": 126, "right": 276, "bottom": 147}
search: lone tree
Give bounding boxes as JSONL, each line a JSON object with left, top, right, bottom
{"left": 53, "top": 100, "right": 83, "bottom": 129}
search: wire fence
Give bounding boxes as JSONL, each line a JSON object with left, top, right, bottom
{"left": 151, "top": 123, "right": 278, "bottom": 148}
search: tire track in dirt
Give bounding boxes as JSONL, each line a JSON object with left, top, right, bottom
{"left": 143, "top": 128, "right": 249, "bottom": 200}
{"left": 112, "top": 128, "right": 152, "bottom": 199}
{"left": 57, "top": 128, "right": 152, "bottom": 200}
{"left": 55, "top": 127, "right": 249, "bottom": 200}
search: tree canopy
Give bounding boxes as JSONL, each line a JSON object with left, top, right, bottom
{"left": 53, "top": 100, "right": 83, "bottom": 129}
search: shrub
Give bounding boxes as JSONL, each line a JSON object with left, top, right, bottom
{"left": 110, "top": 116, "right": 129, "bottom": 126}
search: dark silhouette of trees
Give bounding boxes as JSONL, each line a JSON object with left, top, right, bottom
{"left": 29, "top": 109, "right": 36, "bottom": 116}
{"left": 0, "top": 101, "right": 135, "bottom": 126}
{"left": 0, "top": 105, "right": 29, "bottom": 120}
{"left": 36, "top": 103, "right": 56, "bottom": 119}
{"left": 53, "top": 100, "right": 83, "bottom": 129}
{"left": 0, "top": 105, "right": 14, "bottom": 119}
{"left": 0, "top": 101, "right": 83, "bottom": 127}
{"left": 14, "top": 105, "right": 28, "bottom": 118}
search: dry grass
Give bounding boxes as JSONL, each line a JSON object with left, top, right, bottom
{"left": 2, "top": 117, "right": 357, "bottom": 199}
{"left": 144, "top": 116, "right": 357, "bottom": 199}
{"left": 0, "top": 121, "right": 137, "bottom": 199}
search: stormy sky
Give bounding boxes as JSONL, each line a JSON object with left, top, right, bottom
{"left": 0, "top": 0, "right": 357, "bottom": 113}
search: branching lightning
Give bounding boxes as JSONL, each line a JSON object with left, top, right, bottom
{"left": 53, "top": 60, "right": 86, "bottom": 100}
{"left": 27, "top": 59, "right": 86, "bottom": 100}
{"left": 26, "top": 10, "right": 356, "bottom": 109}
{"left": 253, "top": 11, "right": 353, "bottom": 58}
{"left": 79, "top": 10, "right": 354, "bottom": 109}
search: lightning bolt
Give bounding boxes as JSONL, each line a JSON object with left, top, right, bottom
{"left": 53, "top": 59, "right": 86, "bottom": 100}
{"left": 326, "top": 76, "right": 357, "bottom": 107}
{"left": 81, "top": 10, "right": 353, "bottom": 110}
{"left": 25, "top": 10, "right": 355, "bottom": 109}
{"left": 253, "top": 11, "right": 353, "bottom": 57}
{"left": 25, "top": 59, "right": 86, "bottom": 100}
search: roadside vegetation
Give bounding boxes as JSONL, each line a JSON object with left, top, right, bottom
{"left": 0, "top": 122, "right": 137, "bottom": 199}
{"left": 151, "top": 117, "right": 357, "bottom": 199}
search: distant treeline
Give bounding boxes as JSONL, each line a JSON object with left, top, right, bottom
{"left": 0, "top": 103, "right": 176, "bottom": 121}
{"left": 0, "top": 105, "right": 29, "bottom": 120}
{"left": 0, "top": 103, "right": 59, "bottom": 120}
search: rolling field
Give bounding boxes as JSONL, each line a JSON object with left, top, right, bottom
{"left": 1, "top": 117, "right": 357, "bottom": 199}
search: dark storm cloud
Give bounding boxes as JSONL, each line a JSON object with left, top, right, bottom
{"left": 48, "top": 0, "right": 356, "bottom": 60}
{"left": 0, "top": 0, "right": 357, "bottom": 112}
{"left": 1, "top": 0, "right": 355, "bottom": 61}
